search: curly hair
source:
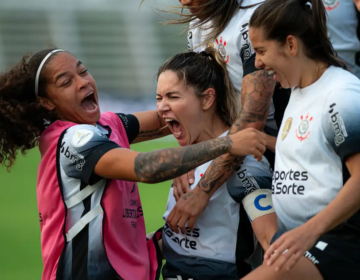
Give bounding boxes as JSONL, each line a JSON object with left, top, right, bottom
{"left": 0, "top": 48, "right": 60, "bottom": 171}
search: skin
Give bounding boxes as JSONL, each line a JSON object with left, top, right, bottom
{"left": 179, "top": 0, "right": 204, "bottom": 18}
{"left": 38, "top": 52, "right": 267, "bottom": 184}
{"left": 240, "top": 27, "right": 360, "bottom": 280}
{"left": 157, "top": 70, "right": 276, "bottom": 249}
{"left": 354, "top": 0, "right": 360, "bottom": 11}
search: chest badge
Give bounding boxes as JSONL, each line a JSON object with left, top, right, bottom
{"left": 281, "top": 117, "right": 293, "bottom": 141}
{"left": 296, "top": 113, "right": 313, "bottom": 142}
{"left": 215, "top": 37, "right": 230, "bottom": 63}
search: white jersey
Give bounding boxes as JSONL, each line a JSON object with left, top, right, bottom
{"left": 323, "top": 0, "right": 360, "bottom": 78}
{"left": 187, "top": 0, "right": 276, "bottom": 129}
{"left": 162, "top": 131, "right": 274, "bottom": 279}
{"left": 273, "top": 66, "right": 360, "bottom": 234}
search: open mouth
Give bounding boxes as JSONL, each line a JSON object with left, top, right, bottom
{"left": 81, "top": 92, "right": 98, "bottom": 112}
{"left": 164, "top": 118, "right": 182, "bottom": 138}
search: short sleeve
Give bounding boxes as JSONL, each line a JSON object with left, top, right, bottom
{"left": 59, "top": 124, "right": 120, "bottom": 185}
{"left": 321, "top": 85, "right": 360, "bottom": 161}
{"left": 116, "top": 113, "right": 140, "bottom": 144}
{"left": 226, "top": 157, "right": 273, "bottom": 203}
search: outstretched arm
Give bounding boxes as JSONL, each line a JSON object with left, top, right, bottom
{"left": 95, "top": 127, "right": 266, "bottom": 183}
{"left": 167, "top": 69, "right": 276, "bottom": 232}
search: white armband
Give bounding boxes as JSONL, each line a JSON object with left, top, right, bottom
{"left": 242, "top": 189, "right": 274, "bottom": 222}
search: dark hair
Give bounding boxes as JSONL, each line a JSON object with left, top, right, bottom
{"left": 250, "top": 0, "right": 346, "bottom": 69}
{"left": 0, "top": 48, "right": 61, "bottom": 171}
{"left": 157, "top": 47, "right": 239, "bottom": 126}
{"left": 161, "top": 0, "right": 240, "bottom": 46}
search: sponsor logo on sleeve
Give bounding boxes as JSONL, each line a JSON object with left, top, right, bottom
{"left": 71, "top": 129, "right": 94, "bottom": 147}
{"left": 328, "top": 103, "right": 348, "bottom": 146}
{"left": 60, "top": 142, "right": 86, "bottom": 171}
{"left": 236, "top": 168, "right": 260, "bottom": 196}
{"left": 240, "top": 23, "right": 254, "bottom": 62}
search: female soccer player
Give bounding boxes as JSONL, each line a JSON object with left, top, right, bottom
{"left": 242, "top": 0, "right": 360, "bottom": 279}
{"left": 157, "top": 48, "right": 277, "bottom": 280}
{"left": 0, "top": 49, "right": 267, "bottom": 280}
{"left": 323, "top": 0, "right": 360, "bottom": 78}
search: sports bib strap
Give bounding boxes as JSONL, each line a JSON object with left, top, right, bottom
{"left": 66, "top": 204, "right": 103, "bottom": 242}
{"left": 65, "top": 184, "right": 100, "bottom": 208}
{"left": 242, "top": 189, "right": 274, "bottom": 222}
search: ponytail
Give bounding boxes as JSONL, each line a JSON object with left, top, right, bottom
{"left": 250, "top": 0, "right": 347, "bottom": 69}
{"left": 157, "top": 48, "right": 239, "bottom": 126}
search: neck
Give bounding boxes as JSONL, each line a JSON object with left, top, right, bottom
{"left": 193, "top": 114, "right": 229, "bottom": 144}
{"left": 299, "top": 58, "right": 329, "bottom": 88}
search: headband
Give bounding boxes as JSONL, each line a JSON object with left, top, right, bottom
{"left": 34, "top": 49, "right": 65, "bottom": 96}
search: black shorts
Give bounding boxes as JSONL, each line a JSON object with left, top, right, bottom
{"left": 304, "top": 223, "right": 360, "bottom": 280}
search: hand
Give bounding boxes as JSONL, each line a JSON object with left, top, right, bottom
{"left": 167, "top": 186, "right": 209, "bottom": 234}
{"left": 172, "top": 170, "right": 195, "bottom": 201}
{"left": 229, "top": 128, "right": 267, "bottom": 161}
{"left": 264, "top": 224, "right": 320, "bottom": 271}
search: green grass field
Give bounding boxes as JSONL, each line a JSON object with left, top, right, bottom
{"left": 0, "top": 139, "right": 177, "bottom": 280}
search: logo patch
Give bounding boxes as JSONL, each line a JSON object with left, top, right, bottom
{"left": 71, "top": 129, "right": 94, "bottom": 147}
{"left": 328, "top": 103, "right": 347, "bottom": 146}
{"left": 295, "top": 114, "right": 313, "bottom": 141}
{"left": 281, "top": 117, "right": 293, "bottom": 140}
{"left": 215, "top": 37, "right": 230, "bottom": 63}
{"left": 323, "top": 0, "right": 339, "bottom": 11}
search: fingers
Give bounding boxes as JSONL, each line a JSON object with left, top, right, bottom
{"left": 187, "top": 216, "right": 197, "bottom": 232}
{"left": 177, "top": 215, "right": 189, "bottom": 234}
{"left": 188, "top": 170, "right": 195, "bottom": 186}
{"left": 167, "top": 208, "right": 181, "bottom": 233}
{"left": 285, "top": 251, "right": 302, "bottom": 271}
{"left": 173, "top": 185, "right": 180, "bottom": 201}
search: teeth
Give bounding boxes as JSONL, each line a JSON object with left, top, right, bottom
{"left": 173, "top": 132, "right": 181, "bottom": 137}
{"left": 164, "top": 118, "right": 174, "bottom": 122}
{"left": 85, "top": 92, "right": 93, "bottom": 97}
{"left": 267, "top": 70, "right": 275, "bottom": 75}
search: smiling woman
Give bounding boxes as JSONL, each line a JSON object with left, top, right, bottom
{"left": 0, "top": 48, "right": 267, "bottom": 280}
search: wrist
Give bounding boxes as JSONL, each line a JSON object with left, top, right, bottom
{"left": 305, "top": 217, "right": 326, "bottom": 238}
{"left": 195, "top": 185, "right": 211, "bottom": 199}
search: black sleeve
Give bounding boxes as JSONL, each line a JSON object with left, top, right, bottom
{"left": 242, "top": 53, "right": 258, "bottom": 77}
{"left": 60, "top": 124, "right": 121, "bottom": 185}
{"left": 116, "top": 113, "right": 140, "bottom": 144}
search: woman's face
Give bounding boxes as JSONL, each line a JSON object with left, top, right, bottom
{"left": 156, "top": 70, "right": 211, "bottom": 146}
{"left": 179, "top": 0, "right": 204, "bottom": 15}
{"left": 249, "top": 27, "right": 302, "bottom": 89}
{"left": 42, "top": 52, "right": 100, "bottom": 125}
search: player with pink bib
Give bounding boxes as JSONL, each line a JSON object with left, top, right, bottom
{"left": 0, "top": 48, "right": 267, "bottom": 280}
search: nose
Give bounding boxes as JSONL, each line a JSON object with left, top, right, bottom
{"left": 255, "top": 54, "right": 265, "bottom": 69}
{"left": 179, "top": 0, "right": 192, "bottom": 6}
{"left": 157, "top": 97, "right": 170, "bottom": 115}
{"left": 76, "top": 75, "right": 90, "bottom": 91}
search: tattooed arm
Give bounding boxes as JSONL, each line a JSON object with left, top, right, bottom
{"left": 94, "top": 128, "right": 266, "bottom": 183}
{"left": 167, "top": 69, "right": 276, "bottom": 232}
{"left": 131, "top": 110, "right": 171, "bottom": 144}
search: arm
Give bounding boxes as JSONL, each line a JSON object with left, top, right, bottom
{"left": 125, "top": 110, "right": 171, "bottom": 144}
{"left": 265, "top": 134, "right": 276, "bottom": 153}
{"left": 252, "top": 213, "right": 277, "bottom": 251}
{"left": 95, "top": 128, "right": 266, "bottom": 183}
{"left": 306, "top": 152, "right": 360, "bottom": 236}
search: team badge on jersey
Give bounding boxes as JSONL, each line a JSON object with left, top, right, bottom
{"left": 281, "top": 117, "right": 293, "bottom": 141}
{"left": 323, "top": 0, "right": 339, "bottom": 11}
{"left": 215, "top": 37, "right": 230, "bottom": 63}
{"left": 296, "top": 114, "right": 313, "bottom": 142}
{"left": 71, "top": 129, "right": 94, "bottom": 147}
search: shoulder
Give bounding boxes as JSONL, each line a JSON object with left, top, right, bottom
{"left": 63, "top": 124, "right": 109, "bottom": 148}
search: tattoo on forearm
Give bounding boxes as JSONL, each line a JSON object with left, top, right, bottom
{"left": 138, "top": 112, "right": 168, "bottom": 138}
{"left": 182, "top": 192, "right": 193, "bottom": 200}
{"left": 195, "top": 69, "right": 276, "bottom": 195}
{"left": 134, "top": 136, "right": 233, "bottom": 183}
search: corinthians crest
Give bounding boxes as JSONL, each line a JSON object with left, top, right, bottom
{"left": 295, "top": 113, "right": 313, "bottom": 142}
{"left": 323, "top": 0, "right": 339, "bottom": 11}
{"left": 213, "top": 37, "right": 230, "bottom": 63}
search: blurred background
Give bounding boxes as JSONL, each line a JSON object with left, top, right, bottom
{"left": 0, "top": 0, "right": 185, "bottom": 279}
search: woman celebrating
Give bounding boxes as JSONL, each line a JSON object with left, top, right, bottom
{"left": 0, "top": 49, "right": 266, "bottom": 280}
{"left": 157, "top": 48, "right": 277, "bottom": 280}
{"left": 242, "top": 0, "right": 360, "bottom": 279}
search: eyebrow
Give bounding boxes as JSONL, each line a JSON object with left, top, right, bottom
{"left": 156, "top": 91, "right": 180, "bottom": 97}
{"left": 54, "top": 60, "right": 84, "bottom": 84}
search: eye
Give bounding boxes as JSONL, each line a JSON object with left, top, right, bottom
{"left": 169, "top": 96, "right": 178, "bottom": 99}
{"left": 61, "top": 80, "right": 71, "bottom": 87}
{"left": 80, "top": 69, "right": 88, "bottom": 75}
{"left": 156, "top": 97, "right": 162, "bottom": 101}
